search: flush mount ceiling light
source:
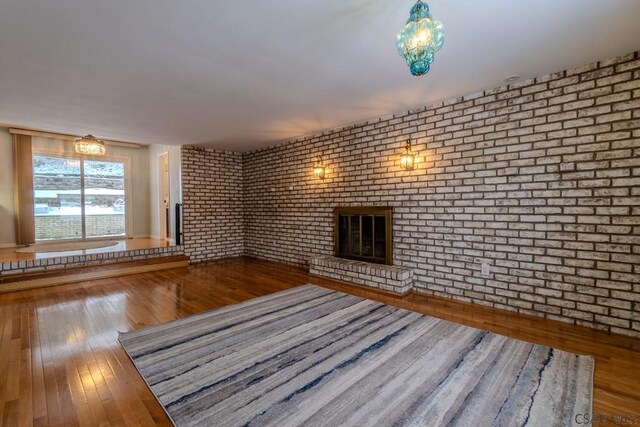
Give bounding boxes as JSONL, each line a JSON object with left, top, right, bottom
{"left": 313, "top": 156, "right": 326, "bottom": 180}
{"left": 401, "top": 140, "right": 416, "bottom": 171}
{"left": 74, "top": 134, "right": 106, "bottom": 156}
{"left": 396, "top": 0, "right": 444, "bottom": 76}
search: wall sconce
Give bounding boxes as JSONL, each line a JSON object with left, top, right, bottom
{"left": 313, "top": 156, "right": 326, "bottom": 180}
{"left": 401, "top": 140, "right": 416, "bottom": 171}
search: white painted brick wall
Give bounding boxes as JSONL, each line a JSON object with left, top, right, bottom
{"left": 181, "top": 146, "right": 244, "bottom": 262}
{"left": 182, "top": 51, "right": 640, "bottom": 337}
{"left": 241, "top": 51, "right": 640, "bottom": 337}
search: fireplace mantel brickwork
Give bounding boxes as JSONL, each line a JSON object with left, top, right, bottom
{"left": 309, "top": 255, "right": 413, "bottom": 295}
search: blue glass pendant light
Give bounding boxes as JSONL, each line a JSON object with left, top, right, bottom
{"left": 396, "top": 0, "right": 444, "bottom": 76}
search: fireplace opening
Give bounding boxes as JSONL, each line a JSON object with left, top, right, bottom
{"left": 334, "top": 207, "right": 392, "bottom": 265}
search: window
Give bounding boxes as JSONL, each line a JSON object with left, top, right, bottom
{"left": 33, "top": 155, "right": 127, "bottom": 241}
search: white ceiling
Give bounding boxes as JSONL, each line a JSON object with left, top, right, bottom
{"left": 1, "top": 0, "right": 639, "bottom": 152}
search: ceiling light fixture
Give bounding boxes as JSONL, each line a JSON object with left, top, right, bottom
{"left": 396, "top": 0, "right": 444, "bottom": 76}
{"left": 74, "top": 134, "right": 106, "bottom": 156}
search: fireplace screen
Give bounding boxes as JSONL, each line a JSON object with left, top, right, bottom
{"left": 334, "top": 207, "right": 392, "bottom": 265}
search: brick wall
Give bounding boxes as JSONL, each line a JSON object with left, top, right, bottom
{"left": 181, "top": 146, "right": 244, "bottom": 262}
{"left": 242, "top": 51, "right": 640, "bottom": 337}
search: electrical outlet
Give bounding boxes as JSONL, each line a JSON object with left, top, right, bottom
{"left": 481, "top": 262, "right": 490, "bottom": 276}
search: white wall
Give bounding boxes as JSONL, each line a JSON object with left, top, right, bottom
{"left": 0, "top": 128, "right": 16, "bottom": 246}
{"left": 148, "top": 144, "right": 182, "bottom": 244}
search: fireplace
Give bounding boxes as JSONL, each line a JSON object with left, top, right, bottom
{"left": 334, "top": 207, "right": 392, "bottom": 265}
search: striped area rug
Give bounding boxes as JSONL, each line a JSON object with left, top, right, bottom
{"left": 119, "top": 285, "right": 593, "bottom": 427}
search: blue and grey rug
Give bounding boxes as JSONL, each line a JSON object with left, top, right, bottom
{"left": 119, "top": 285, "right": 593, "bottom": 427}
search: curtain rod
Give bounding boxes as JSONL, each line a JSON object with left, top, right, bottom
{"left": 8, "top": 128, "right": 142, "bottom": 149}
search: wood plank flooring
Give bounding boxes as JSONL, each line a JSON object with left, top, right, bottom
{"left": 0, "top": 256, "right": 638, "bottom": 426}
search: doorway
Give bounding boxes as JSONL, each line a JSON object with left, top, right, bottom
{"left": 157, "top": 153, "right": 170, "bottom": 242}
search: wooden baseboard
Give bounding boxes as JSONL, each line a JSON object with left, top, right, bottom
{"left": 0, "top": 258, "right": 189, "bottom": 293}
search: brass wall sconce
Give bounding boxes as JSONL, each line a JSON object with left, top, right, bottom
{"left": 401, "top": 140, "right": 416, "bottom": 171}
{"left": 313, "top": 156, "right": 326, "bottom": 179}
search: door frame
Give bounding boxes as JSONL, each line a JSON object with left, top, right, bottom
{"left": 157, "top": 152, "right": 170, "bottom": 242}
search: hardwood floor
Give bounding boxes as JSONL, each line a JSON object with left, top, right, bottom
{"left": 0, "top": 256, "right": 638, "bottom": 426}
